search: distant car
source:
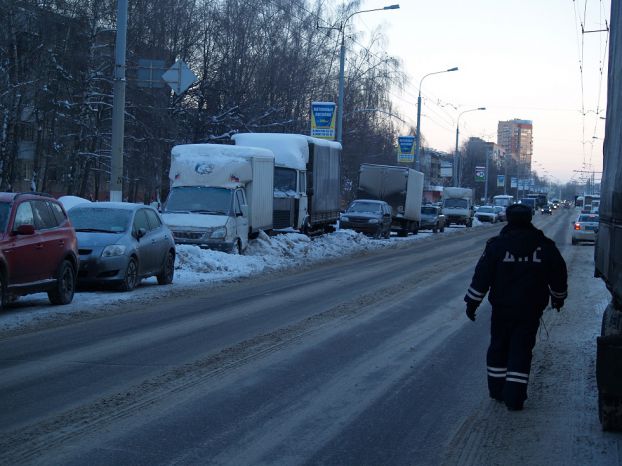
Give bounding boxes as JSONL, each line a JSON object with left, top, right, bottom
{"left": 571, "top": 213, "right": 599, "bottom": 245}
{"left": 493, "top": 206, "right": 507, "bottom": 222}
{"left": 0, "top": 192, "right": 79, "bottom": 309}
{"left": 69, "top": 202, "right": 176, "bottom": 291}
{"left": 420, "top": 205, "right": 446, "bottom": 233}
{"left": 339, "top": 199, "right": 392, "bottom": 238}
{"left": 475, "top": 205, "right": 498, "bottom": 223}
{"left": 541, "top": 205, "right": 553, "bottom": 215}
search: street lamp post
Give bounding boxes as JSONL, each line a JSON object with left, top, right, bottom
{"left": 454, "top": 106, "right": 485, "bottom": 186}
{"left": 336, "top": 4, "right": 400, "bottom": 143}
{"left": 415, "top": 67, "right": 458, "bottom": 171}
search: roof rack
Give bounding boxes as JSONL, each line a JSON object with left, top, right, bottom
{"left": 13, "top": 191, "right": 54, "bottom": 200}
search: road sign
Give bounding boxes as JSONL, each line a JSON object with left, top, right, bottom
{"left": 475, "top": 166, "right": 485, "bottom": 182}
{"left": 162, "top": 60, "right": 198, "bottom": 95}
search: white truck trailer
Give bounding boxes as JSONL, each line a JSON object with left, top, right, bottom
{"left": 442, "top": 187, "right": 474, "bottom": 227}
{"left": 232, "top": 133, "right": 342, "bottom": 234}
{"left": 161, "top": 144, "right": 274, "bottom": 254}
{"left": 357, "top": 164, "right": 424, "bottom": 236}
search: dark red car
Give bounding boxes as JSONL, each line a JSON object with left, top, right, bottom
{"left": 0, "top": 192, "right": 79, "bottom": 309}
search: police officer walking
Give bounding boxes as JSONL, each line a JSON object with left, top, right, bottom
{"left": 464, "top": 203, "right": 568, "bottom": 411}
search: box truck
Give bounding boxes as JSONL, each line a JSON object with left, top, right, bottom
{"left": 442, "top": 187, "right": 474, "bottom": 227}
{"left": 357, "top": 164, "right": 424, "bottom": 236}
{"left": 232, "top": 133, "right": 341, "bottom": 234}
{"left": 161, "top": 144, "right": 274, "bottom": 254}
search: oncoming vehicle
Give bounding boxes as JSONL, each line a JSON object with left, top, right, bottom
{"left": 475, "top": 205, "right": 498, "bottom": 223}
{"left": 69, "top": 202, "right": 176, "bottom": 291}
{"left": 420, "top": 205, "right": 446, "bottom": 233}
{"left": 571, "top": 213, "right": 599, "bottom": 245}
{"left": 0, "top": 192, "right": 78, "bottom": 309}
{"left": 541, "top": 205, "right": 553, "bottom": 215}
{"left": 339, "top": 199, "right": 392, "bottom": 238}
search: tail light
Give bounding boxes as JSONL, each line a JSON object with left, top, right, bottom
{"left": 574, "top": 223, "right": 581, "bottom": 230}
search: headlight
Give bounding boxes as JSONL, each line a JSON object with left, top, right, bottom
{"left": 368, "top": 218, "right": 379, "bottom": 224}
{"left": 341, "top": 216, "right": 350, "bottom": 222}
{"left": 210, "top": 227, "right": 226, "bottom": 239}
{"left": 102, "top": 244, "right": 126, "bottom": 257}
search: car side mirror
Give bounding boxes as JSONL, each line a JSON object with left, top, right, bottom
{"left": 14, "top": 224, "right": 35, "bottom": 235}
{"left": 135, "top": 227, "right": 147, "bottom": 239}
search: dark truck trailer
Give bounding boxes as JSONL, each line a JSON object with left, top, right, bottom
{"left": 357, "top": 164, "right": 424, "bottom": 236}
{"left": 595, "top": 0, "right": 622, "bottom": 431}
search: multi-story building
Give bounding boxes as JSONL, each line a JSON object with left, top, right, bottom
{"left": 497, "top": 119, "right": 533, "bottom": 170}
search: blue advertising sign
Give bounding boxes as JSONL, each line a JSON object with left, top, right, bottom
{"left": 511, "top": 177, "right": 518, "bottom": 188}
{"left": 397, "top": 136, "right": 415, "bottom": 163}
{"left": 497, "top": 175, "right": 505, "bottom": 187}
{"left": 310, "top": 102, "right": 336, "bottom": 140}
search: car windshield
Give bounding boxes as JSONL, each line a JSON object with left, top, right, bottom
{"left": 0, "top": 202, "right": 10, "bottom": 232}
{"left": 69, "top": 208, "right": 132, "bottom": 233}
{"left": 348, "top": 202, "right": 382, "bottom": 213}
{"left": 494, "top": 207, "right": 503, "bottom": 213}
{"left": 444, "top": 198, "right": 467, "bottom": 208}
{"left": 274, "top": 167, "right": 297, "bottom": 193}
{"left": 164, "top": 186, "right": 232, "bottom": 214}
{"left": 478, "top": 207, "right": 494, "bottom": 213}
{"left": 421, "top": 207, "right": 437, "bottom": 215}
{"left": 578, "top": 215, "right": 599, "bottom": 222}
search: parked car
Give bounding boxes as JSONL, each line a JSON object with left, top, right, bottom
{"left": 339, "top": 199, "right": 392, "bottom": 238}
{"left": 68, "top": 202, "right": 176, "bottom": 291}
{"left": 572, "top": 213, "right": 599, "bottom": 245}
{"left": 493, "top": 205, "right": 507, "bottom": 222}
{"left": 0, "top": 192, "right": 79, "bottom": 309}
{"left": 420, "top": 205, "right": 446, "bottom": 233}
{"left": 475, "top": 205, "right": 498, "bottom": 223}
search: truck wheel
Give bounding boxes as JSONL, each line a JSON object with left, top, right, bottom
{"left": 440, "top": 224, "right": 445, "bottom": 233}
{"left": 433, "top": 224, "right": 438, "bottom": 233}
{"left": 231, "top": 240, "right": 242, "bottom": 255}
{"left": 599, "top": 393, "right": 622, "bottom": 431}
{"left": 397, "top": 229, "right": 408, "bottom": 237}
{"left": 383, "top": 228, "right": 391, "bottom": 239}
{"left": 466, "top": 220, "right": 473, "bottom": 228}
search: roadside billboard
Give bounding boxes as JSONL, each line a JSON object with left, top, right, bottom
{"left": 310, "top": 102, "right": 336, "bottom": 140}
{"left": 397, "top": 136, "right": 415, "bottom": 163}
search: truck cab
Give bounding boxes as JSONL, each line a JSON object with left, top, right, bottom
{"left": 163, "top": 185, "right": 249, "bottom": 253}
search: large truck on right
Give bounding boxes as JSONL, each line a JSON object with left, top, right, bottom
{"left": 594, "top": 0, "right": 622, "bottom": 431}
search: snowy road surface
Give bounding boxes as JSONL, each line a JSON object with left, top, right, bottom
{"left": 1, "top": 210, "right": 620, "bottom": 465}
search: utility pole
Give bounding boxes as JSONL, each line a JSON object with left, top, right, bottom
{"left": 110, "top": 0, "right": 128, "bottom": 202}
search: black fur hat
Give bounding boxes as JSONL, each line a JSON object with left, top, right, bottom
{"left": 506, "top": 203, "right": 533, "bottom": 225}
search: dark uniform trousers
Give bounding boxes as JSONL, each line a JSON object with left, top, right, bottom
{"left": 486, "top": 312, "right": 540, "bottom": 407}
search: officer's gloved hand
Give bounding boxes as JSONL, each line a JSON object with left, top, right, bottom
{"left": 466, "top": 302, "right": 478, "bottom": 321}
{"left": 551, "top": 298, "right": 564, "bottom": 312}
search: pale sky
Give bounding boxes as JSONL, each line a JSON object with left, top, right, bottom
{"left": 356, "top": 0, "right": 610, "bottom": 184}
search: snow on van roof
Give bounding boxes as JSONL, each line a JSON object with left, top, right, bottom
{"left": 232, "top": 133, "right": 309, "bottom": 170}
{"left": 170, "top": 144, "right": 274, "bottom": 187}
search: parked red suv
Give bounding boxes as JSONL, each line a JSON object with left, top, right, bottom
{"left": 0, "top": 192, "right": 79, "bottom": 309}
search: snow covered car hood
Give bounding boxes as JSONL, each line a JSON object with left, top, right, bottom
{"left": 76, "top": 231, "right": 125, "bottom": 248}
{"left": 161, "top": 212, "right": 229, "bottom": 229}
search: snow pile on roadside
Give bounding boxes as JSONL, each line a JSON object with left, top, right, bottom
{"left": 174, "top": 229, "right": 429, "bottom": 284}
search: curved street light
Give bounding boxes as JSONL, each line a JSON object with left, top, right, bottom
{"left": 414, "top": 67, "right": 458, "bottom": 171}
{"left": 336, "top": 4, "right": 400, "bottom": 143}
{"left": 454, "top": 106, "right": 486, "bottom": 186}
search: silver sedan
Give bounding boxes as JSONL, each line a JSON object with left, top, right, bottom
{"left": 69, "top": 202, "right": 176, "bottom": 291}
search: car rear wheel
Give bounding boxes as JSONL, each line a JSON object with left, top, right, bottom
{"left": 119, "top": 258, "right": 139, "bottom": 291}
{"left": 231, "top": 240, "right": 242, "bottom": 255}
{"left": 48, "top": 260, "right": 76, "bottom": 305}
{"left": 157, "top": 251, "right": 175, "bottom": 285}
{"left": 572, "top": 237, "right": 578, "bottom": 245}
